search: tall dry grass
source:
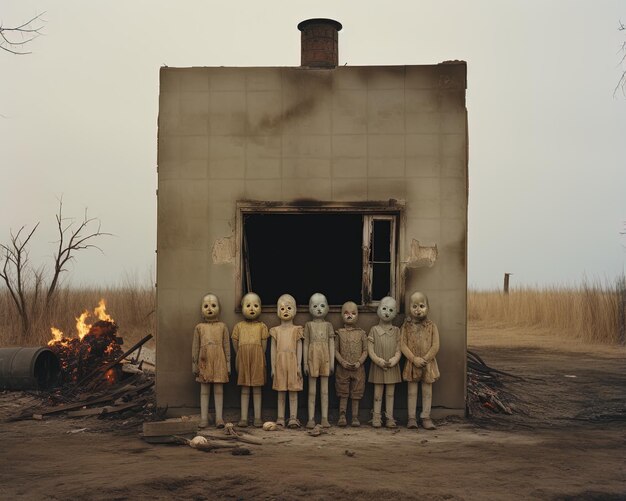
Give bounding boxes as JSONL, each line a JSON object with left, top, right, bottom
{"left": 3, "top": 278, "right": 624, "bottom": 347}
{"left": 469, "top": 277, "right": 626, "bottom": 345}
{"left": 0, "top": 285, "right": 155, "bottom": 347}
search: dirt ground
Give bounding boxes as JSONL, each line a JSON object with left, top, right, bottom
{"left": 1, "top": 326, "right": 625, "bottom": 500}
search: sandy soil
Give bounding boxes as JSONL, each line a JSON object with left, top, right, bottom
{"left": 1, "top": 325, "right": 624, "bottom": 500}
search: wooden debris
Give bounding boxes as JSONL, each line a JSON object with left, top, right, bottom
{"left": 198, "top": 423, "right": 263, "bottom": 446}
{"left": 467, "top": 349, "right": 518, "bottom": 417}
{"left": 7, "top": 379, "right": 154, "bottom": 422}
{"left": 67, "top": 398, "right": 148, "bottom": 417}
{"left": 76, "top": 334, "right": 153, "bottom": 388}
{"left": 142, "top": 416, "right": 200, "bottom": 437}
{"left": 174, "top": 434, "right": 251, "bottom": 454}
{"left": 66, "top": 428, "right": 88, "bottom": 434}
{"left": 142, "top": 435, "right": 193, "bottom": 444}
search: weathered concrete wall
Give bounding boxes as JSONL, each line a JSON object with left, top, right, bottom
{"left": 156, "top": 63, "right": 468, "bottom": 417}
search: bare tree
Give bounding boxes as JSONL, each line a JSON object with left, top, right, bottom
{"left": 0, "top": 200, "right": 110, "bottom": 338}
{"left": 0, "top": 12, "right": 45, "bottom": 55}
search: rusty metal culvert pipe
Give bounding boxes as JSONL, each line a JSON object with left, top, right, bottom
{"left": 0, "top": 347, "right": 60, "bottom": 390}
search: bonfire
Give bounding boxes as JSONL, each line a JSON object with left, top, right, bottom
{"left": 47, "top": 300, "right": 124, "bottom": 386}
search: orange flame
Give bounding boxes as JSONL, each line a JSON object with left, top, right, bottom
{"left": 48, "top": 327, "right": 65, "bottom": 346}
{"left": 76, "top": 311, "right": 91, "bottom": 340}
{"left": 49, "top": 299, "right": 116, "bottom": 344}
{"left": 94, "top": 299, "right": 113, "bottom": 322}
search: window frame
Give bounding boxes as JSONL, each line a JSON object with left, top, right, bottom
{"left": 362, "top": 214, "right": 397, "bottom": 306}
{"left": 235, "top": 201, "right": 405, "bottom": 312}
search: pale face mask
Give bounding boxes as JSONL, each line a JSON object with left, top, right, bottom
{"left": 277, "top": 294, "right": 297, "bottom": 321}
{"left": 309, "top": 293, "right": 329, "bottom": 319}
{"left": 341, "top": 301, "right": 359, "bottom": 326}
{"left": 410, "top": 292, "right": 429, "bottom": 321}
{"left": 377, "top": 296, "right": 397, "bottom": 322}
{"left": 201, "top": 294, "right": 220, "bottom": 321}
{"left": 241, "top": 292, "right": 262, "bottom": 320}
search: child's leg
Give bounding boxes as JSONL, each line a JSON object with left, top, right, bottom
{"left": 420, "top": 382, "right": 436, "bottom": 429}
{"left": 307, "top": 376, "right": 317, "bottom": 428}
{"left": 351, "top": 399, "right": 361, "bottom": 426}
{"left": 200, "top": 383, "right": 210, "bottom": 428}
{"left": 288, "top": 391, "right": 299, "bottom": 428}
{"left": 338, "top": 397, "right": 348, "bottom": 426}
{"left": 213, "top": 383, "right": 224, "bottom": 428}
{"left": 372, "top": 384, "right": 384, "bottom": 427}
{"left": 420, "top": 382, "right": 432, "bottom": 418}
{"left": 252, "top": 386, "right": 262, "bottom": 427}
{"left": 407, "top": 381, "right": 418, "bottom": 428}
{"left": 239, "top": 386, "right": 250, "bottom": 426}
{"left": 320, "top": 376, "right": 330, "bottom": 427}
{"left": 277, "top": 391, "right": 285, "bottom": 425}
{"left": 385, "top": 383, "right": 397, "bottom": 427}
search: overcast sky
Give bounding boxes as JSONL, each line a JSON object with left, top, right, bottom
{"left": 2, "top": 1, "right": 625, "bottom": 289}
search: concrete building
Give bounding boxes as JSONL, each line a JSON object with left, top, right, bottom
{"left": 156, "top": 19, "right": 468, "bottom": 419}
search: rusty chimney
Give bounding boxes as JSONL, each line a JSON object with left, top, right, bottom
{"left": 297, "top": 18, "right": 342, "bottom": 68}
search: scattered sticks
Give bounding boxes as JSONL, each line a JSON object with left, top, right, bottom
{"left": 467, "top": 349, "right": 519, "bottom": 416}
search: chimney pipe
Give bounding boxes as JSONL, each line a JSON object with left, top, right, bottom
{"left": 297, "top": 18, "right": 342, "bottom": 68}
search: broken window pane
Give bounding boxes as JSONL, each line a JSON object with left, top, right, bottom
{"left": 372, "top": 219, "right": 391, "bottom": 262}
{"left": 367, "top": 217, "right": 395, "bottom": 302}
{"left": 372, "top": 263, "right": 391, "bottom": 300}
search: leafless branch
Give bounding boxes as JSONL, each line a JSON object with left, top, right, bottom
{"left": 615, "top": 21, "right": 626, "bottom": 97}
{"left": 0, "top": 12, "right": 46, "bottom": 55}
{"left": 0, "top": 223, "right": 40, "bottom": 335}
{"left": 46, "top": 199, "right": 112, "bottom": 305}
{"left": 0, "top": 198, "right": 110, "bottom": 338}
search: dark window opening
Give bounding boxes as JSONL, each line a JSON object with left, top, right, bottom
{"left": 241, "top": 210, "right": 398, "bottom": 307}
{"left": 370, "top": 219, "right": 393, "bottom": 301}
{"left": 243, "top": 213, "right": 363, "bottom": 306}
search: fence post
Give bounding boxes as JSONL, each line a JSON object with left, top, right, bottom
{"left": 504, "top": 273, "right": 512, "bottom": 295}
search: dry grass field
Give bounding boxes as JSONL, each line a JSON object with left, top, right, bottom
{"left": 1, "top": 279, "right": 625, "bottom": 347}
{"left": 0, "top": 285, "right": 155, "bottom": 347}
{"left": 468, "top": 279, "right": 626, "bottom": 345}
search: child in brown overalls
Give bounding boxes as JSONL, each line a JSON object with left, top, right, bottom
{"left": 334, "top": 301, "right": 368, "bottom": 427}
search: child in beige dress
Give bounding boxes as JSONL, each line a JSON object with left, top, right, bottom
{"left": 270, "top": 294, "right": 303, "bottom": 428}
{"left": 401, "top": 291, "right": 440, "bottom": 430}
{"left": 231, "top": 292, "right": 268, "bottom": 427}
{"left": 192, "top": 293, "right": 230, "bottom": 428}
{"left": 304, "top": 292, "right": 334, "bottom": 429}
{"left": 368, "top": 296, "right": 402, "bottom": 428}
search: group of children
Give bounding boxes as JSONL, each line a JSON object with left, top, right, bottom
{"left": 191, "top": 290, "right": 440, "bottom": 431}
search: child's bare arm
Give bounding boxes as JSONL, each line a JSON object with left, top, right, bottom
{"left": 303, "top": 323, "right": 310, "bottom": 376}
{"left": 222, "top": 325, "right": 231, "bottom": 374}
{"left": 270, "top": 334, "right": 276, "bottom": 378}
{"left": 191, "top": 326, "right": 200, "bottom": 375}
{"left": 328, "top": 325, "right": 335, "bottom": 374}
{"left": 400, "top": 325, "right": 415, "bottom": 361}
{"left": 423, "top": 324, "right": 440, "bottom": 362}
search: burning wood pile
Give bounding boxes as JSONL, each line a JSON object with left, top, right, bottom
{"left": 48, "top": 300, "right": 124, "bottom": 387}
{"left": 466, "top": 349, "right": 520, "bottom": 417}
{"left": 6, "top": 300, "right": 156, "bottom": 427}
